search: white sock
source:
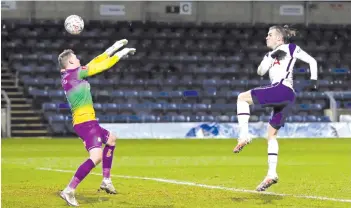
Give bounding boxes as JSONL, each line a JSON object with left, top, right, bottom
{"left": 267, "top": 138, "right": 279, "bottom": 177}
{"left": 237, "top": 100, "right": 250, "bottom": 140}
{"left": 64, "top": 186, "right": 74, "bottom": 192}
{"left": 103, "top": 177, "right": 111, "bottom": 181}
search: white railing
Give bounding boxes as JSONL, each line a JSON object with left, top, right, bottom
{"left": 326, "top": 91, "right": 351, "bottom": 122}
{"left": 15, "top": 71, "right": 19, "bottom": 88}
{"left": 1, "top": 90, "right": 11, "bottom": 138}
{"left": 325, "top": 91, "right": 338, "bottom": 122}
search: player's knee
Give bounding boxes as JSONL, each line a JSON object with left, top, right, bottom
{"left": 237, "top": 92, "right": 248, "bottom": 102}
{"left": 267, "top": 124, "right": 279, "bottom": 140}
{"left": 238, "top": 91, "right": 253, "bottom": 105}
{"left": 237, "top": 93, "right": 244, "bottom": 102}
{"left": 106, "top": 134, "right": 117, "bottom": 146}
{"left": 89, "top": 148, "right": 103, "bottom": 165}
{"left": 91, "top": 154, "right": 102, "bottom": 165}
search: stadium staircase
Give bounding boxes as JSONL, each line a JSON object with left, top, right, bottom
{"left": 1, "top": 62, "right": 49, "bottom": 137}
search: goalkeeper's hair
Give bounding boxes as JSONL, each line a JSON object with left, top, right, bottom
{"left": 269, "top": 25, "right": 297, "bottom": 43}
{"left": 58, "top": 49, "right": 74, "bottom": 69}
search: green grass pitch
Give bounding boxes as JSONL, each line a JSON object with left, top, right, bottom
{"left": 2, "top": 138, "right": 351, "bottom": 208}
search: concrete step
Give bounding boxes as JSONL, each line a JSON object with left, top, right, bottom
{"left": 1, "top": 72, "right": 14, "bottom": 79}
{"left": 1, "top": 78, "right": 15, "bottom": 83}
{"left": 12, "top": 116, "right": 42, "bottom": 121}
{"left": 11, "top": 129, "right": 49, "bottom": 137}
{"left": 12, "top": 123, "right": 48, "bottom": 131}
{"left": 11, "top": 110, "right": 36, "bottom": 114}
{"left": 6, "top": 91, "right": 23, "bottom": 98}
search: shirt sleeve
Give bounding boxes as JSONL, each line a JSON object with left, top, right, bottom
{"left": 78, "top": 55, "right": 119, "bottom": 79}
{"left": 257, "top": 52, "right": 273, "bottom": 76}
{"left": 292, "top": 45, "right": 318, "bottom": 80}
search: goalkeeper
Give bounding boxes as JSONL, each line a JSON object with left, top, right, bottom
{"left": 58, "top": 39, "right": 136, "bottom": 207}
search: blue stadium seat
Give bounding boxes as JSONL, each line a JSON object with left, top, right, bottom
{"left": 201, "top": 115, "right": 215, "bottom": 122}
{"left": 216, "top": 115, "right": 230, "bottom": 122}
{"left": 93, "top": 103, "right": 103, "bottom": 112}
{"left": 142, "top": 115, "right": 158, "bottom": 122}
{"left": 172, "top": 115, "right": 187, "bottom": 122}
{"left": 193, "top": 104, "right": 209, "bottom": 111}
{"left": 305, "top": 115, "right": 317, "bottom": 122}
{"left": 344, "top": 101, "right": 351, "bottom": 109}
{"left": 111, "top": 91, "right": 124, "bottom": 98}
{"left": 260, "top": 115, "right": 271, "bottom": 122}
{"left": 42, "top": 103, "right": 57, "bottom": 112}
{"left": 177, "top": 104, "right": 192, "bottom": 111}
{"left": 316, "top": 116, "right": 331, "bottom": 122}
{"left": 139, "top": 91, "right": 153, "bottom": 98}
{"left": 103, "top": 103, "right": 118, "bottom": 113}
{"left": 124, "top": 90, "right": 138, "bottom": 97}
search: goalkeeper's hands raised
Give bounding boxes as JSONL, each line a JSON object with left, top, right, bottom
{"left": 114, "top": 48, "right": 136, "bottom": 59}
{"left": 105, "top": 39, "right": 128, "bottom": 56}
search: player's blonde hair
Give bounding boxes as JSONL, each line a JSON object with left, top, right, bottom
{"left": 58, "top": 49, "right": 74, "bottom": 69}
{"left": 269, "top": 25, "right": 297, "bottom": 43}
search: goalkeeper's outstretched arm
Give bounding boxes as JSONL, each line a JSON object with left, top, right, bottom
{"left": 86, "top": 39, "right": 129, "bottom": 66}
{"left": 78, "top": 48, "right": 136, "bottom": 79}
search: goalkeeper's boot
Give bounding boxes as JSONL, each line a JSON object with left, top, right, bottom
{"left": 59, "top": 188, "right": 79, "bottom": 207}
{"left": 100, "top": 178, "right": 117, "bottom": 194}
{"left": 256, "top": 175, "right": 279, "bottom": 192}
{"left": 105, "top": 39, "right": 128, "bottom": 56}
{"left": 233, "top": 137, "right": 252, "bottom": 153}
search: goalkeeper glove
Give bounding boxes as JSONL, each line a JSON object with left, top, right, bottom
{"left": 114, "top": 48, "right": 136, "bottom": 59}
{"left": 105, "top": 39, "right": 128, "bottom": 56}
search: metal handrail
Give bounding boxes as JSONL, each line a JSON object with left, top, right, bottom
{"left": 325, "top": 91, "right": 337, "bottom": 122}
{"left": 1, "top": 90, "right": 11, "bottom": 138}
{"left": 15, "top": 71, "right": 19, "bottom": 88}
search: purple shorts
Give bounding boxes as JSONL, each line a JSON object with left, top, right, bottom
{"left": 73, "top": 120, "right": 110, "bottom": 151}
{"left": 251, "top": 82, "right": 296, "bottom": 130}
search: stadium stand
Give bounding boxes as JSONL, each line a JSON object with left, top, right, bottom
{"left": 1, "top": 19, "right": 350, "bottom": 136}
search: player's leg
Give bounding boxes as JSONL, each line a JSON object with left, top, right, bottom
{"left": 256, "top": 102, "right": 294, "bottom": 191}
{"left": 60, "top": 121, "right": 104, "bottom": 206}
{"left": 60, "top": 147, "right": 102, "bottom": 206}
{"left": 100, "top": 127, "right": 118, "bottom": 194}
{"left": 233, "top": 90, "right": 254, "bottom": 153}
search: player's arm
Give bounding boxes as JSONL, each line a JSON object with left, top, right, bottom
{"left": 86, "top": 53, "right": 109, "bottom": 66}
{"left": 293, "top": 46, "right": 318, "bottom": 80}
{"left": 293, "top": 45, "right": 318, "bottom": 90}
{"left": 257, "top": 52, "right": 273, "bottom": 76}
{"left": 78, "top": 48, "right": 136, "bottom": 79}
{"left": 86, "top": 39, "right": 129, "bottom": 66}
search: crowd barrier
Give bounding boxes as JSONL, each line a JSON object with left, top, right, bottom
{"left": 100, "top": 122, "right": 351, "bottom": 139}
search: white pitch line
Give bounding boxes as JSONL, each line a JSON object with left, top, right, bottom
{"left": 37, "top": 167, "right": 351, "bottom": 203}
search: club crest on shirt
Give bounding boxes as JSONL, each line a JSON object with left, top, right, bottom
{"left": 273, "top": 59, "right": 280, "bottom": 66}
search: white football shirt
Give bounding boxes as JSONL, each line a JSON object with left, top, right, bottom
{"left": 257, "top": 43, "right": 318, "bottom": 89}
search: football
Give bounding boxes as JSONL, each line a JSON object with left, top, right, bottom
{"left": 64, "top": 15, "right": 84, "bottom": 35}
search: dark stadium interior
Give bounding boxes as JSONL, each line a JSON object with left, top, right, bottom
{"left": 1, "top": 20, "right": 351, "bottom": 136}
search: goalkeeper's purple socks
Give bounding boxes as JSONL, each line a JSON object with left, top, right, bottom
{"left": 68, "top": 159, "right": 95, "bottom": 189}
{"left": 102, "top": 145, "right": 115, "bottom": 178}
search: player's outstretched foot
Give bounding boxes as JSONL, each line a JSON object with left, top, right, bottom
{"left": 59, "top": 189, "right": 79, "bottom": 207}
{"left": 100, "top": 178, "right": 117, "bottom": 194}
{"left": 255, "top": 175, "right": 279, "bottom": 192}
{"left": 233, "top": 138, "right": 252, "bottom": 153}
